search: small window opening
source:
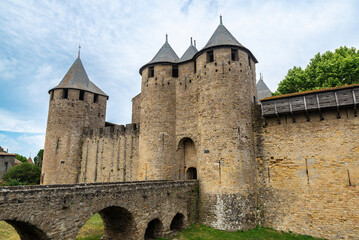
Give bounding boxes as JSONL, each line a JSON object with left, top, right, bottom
{"left": 79, "top": 90, "right": 85, "bottom": 101}
{"left": 186, "top": 167, "right": 197, "bottom": 180}
{"left": 94, "top": 94, "right": 98, "bottom": 103}
{"left": 231, "top": 49, "right": 238, "bottom": 61}
{"left": 50, "top": 91, "right": 54, "bottom": 101}
{"left": 148, "top": 66, "right": 154, "bottom": 78}
{"left": 194, "top": 60, "right": 196, "bottom": 73}
{"left": 207, "top": 50, "right": 214, "bottom": 63}
{"left": 62, "top": 89, "right": 68, "bottom": 99}
{"left": 189, "top": 80, "right": 192, "bottom": 83}
{"left": 4, "top": 162, "right": 8, "bottom": 171}
{"left": 172, "top": 66, "right": 178, "bottom": 78}
{"left": 248, "top": 55, "right": 251, "bottom": 69}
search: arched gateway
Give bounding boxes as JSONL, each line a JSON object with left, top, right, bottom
{"left": 177, "top": 138, "right": 198, "bottom": 180}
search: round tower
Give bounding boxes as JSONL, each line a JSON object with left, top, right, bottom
{"left": 138, "top": 35, "right": 178, "bottom": 180}
{"left": 42, "top": 52, "right": 108, "bottom": 185}
{"left": 195, "top": 16, "right": 259, "bottom": 230}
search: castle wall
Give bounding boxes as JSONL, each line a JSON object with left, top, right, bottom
{"left": 175, "top": 61, "right": 200, "bottom": 180}
{"left": 195, "top": 47, "right": 258, "bottom": 230}
{"left": 138, "top": 65, "right": 177, "bottom": 180}
{"left": 79, "top": 124, "right": 139, "bottom": 183}
{"left": 258, "top": 109, "right": 359, "bottom": 240}
{"left": 131, "top": 93, "right": 141, "bottom": 124}
{"left": 42, "top": 88, "right": 107, "bottom": 184}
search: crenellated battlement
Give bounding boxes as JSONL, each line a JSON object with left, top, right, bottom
{"left": 83, "top": 122, "right": 139, "bottom": 139}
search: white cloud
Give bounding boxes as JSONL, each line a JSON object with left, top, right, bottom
{"left": 0, "top": 108, "right": 45, "bottom": 133}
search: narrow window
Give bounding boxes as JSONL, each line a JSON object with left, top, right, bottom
{"left": 194, "top": 60, "right": 197, "bottom": 73}
{"left": 50, "top": 91, "right": 54, "bottom": 101}
{"left": 231, "top": 49, "right": 238, "bottom": 61}
{"left": 248, "top": 55, "right": 251, "bottom": 69}
{"left": 79, "top": 90, "right": 85, "bottom": 101}
{"left": 172, "top": 66, "right": 178, "bottom": 78}
{"left": 62, "top": 89, "right": 68, "bottom": 99}
{"left": 148, "top": 66, "right": 154, "bottom": 78}
{"left": 4, "top": 162, "right": 8, "bottom": 171}
{"left": 207, "top": 50, "right": 214, "bottom": 63}
{"left": 94, "top": 94, "right": 98, "bottom": 103}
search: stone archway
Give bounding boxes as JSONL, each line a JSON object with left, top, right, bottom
{"left": 5, "top": 220, "right": 49, "bottom": 240}
{"left": 170, "top": 213, "right": 185, "bottom": 231}
{"left": 144, "top": 218, "right": 163, "bottom": 240}
{"left": 177, "top": 137, "right": 197, "bottom": 180}
{"left": 77, "top": 206, "right": 135, "bottom": 240}
{"left": 186, "top": 167, "right": 197, "bottom": 180}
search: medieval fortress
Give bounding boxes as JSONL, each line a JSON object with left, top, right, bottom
{"left": 41, "top": 17, "right": 358, "bottom": 239}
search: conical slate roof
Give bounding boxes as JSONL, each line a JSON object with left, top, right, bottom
{"left": 203, "top": 16, "right": 243, "bottom": 50}
{"left": 257, "top": 74, "right": 272, "bottom": 100}
{"left": 179, "top": 38, "right": 198, "bottom": 62}
{"left": 147, "top": 35, "right": 179, "bottom": 65}
{"left": 50, "top": 57, "right": 108, "bottom": 97}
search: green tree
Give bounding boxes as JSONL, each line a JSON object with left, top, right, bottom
{"left": 2, "top": 163, "right": 41, "bottom": 185}
{"left": 15, "top": 154, "right": 27, "bottom": 163}
{"left": 34, "top": 149, "right": 44, "bottom": 168}
{"left": 273, "top": 46, "right": 359, "bottom": 95}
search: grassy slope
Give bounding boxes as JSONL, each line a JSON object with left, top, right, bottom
{"left": 163, "top": 224, "right": 325, "bottom": 240}
{"left": 0, "top": 216, "right": 325, "bottom": 240}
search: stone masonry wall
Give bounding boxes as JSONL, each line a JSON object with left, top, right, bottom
{"left": 195, "top": 47, "right": 258, "bottom": 231}
{"left": 131, "top": 93, "right": 141, "bottom": 124}
{"left": 79, "top": 124, "right": 139, "bottom": 183}
{"left": 42, "top": 88, "right": 107, "bottom": 185}
{"left": 258, "top": 109, "right": 359, "bottom": 240}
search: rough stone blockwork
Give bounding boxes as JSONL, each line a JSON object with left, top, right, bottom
{"left": 257, "top": 109, "right": 359, "bottom": 240}
{"left": 0, "top": 180, "right": 198, "bottom": 240}
{"left": 80, "top": 123, "right": 139, "bottom": 183}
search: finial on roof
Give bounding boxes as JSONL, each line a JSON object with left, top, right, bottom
{"left": 194, "top": 40, "right": 196, "bottom": 48}
{"left": 78, "top": 44, "right": 81, "bottom": 58}
{"left": 166, "top": 34, "right": 168, "bottom": 42}
{"left": 220, "top": 15, "right": 223, "bottom": 25}
{"left": 190, "top": 37, "right": 193, "bottom": 46}
{"left": 260, "top": 73, "right": 263, "bottom": 80}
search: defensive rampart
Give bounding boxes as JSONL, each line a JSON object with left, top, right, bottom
{"left": 79, "top": 123, "right": 139, "bottom": 183}
{"left": 258, "top": 87, "right": 359, "bottom": 240}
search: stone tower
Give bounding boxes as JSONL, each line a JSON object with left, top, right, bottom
{"left": 195, "top": 17, "right": 258, "bottom": 230}
{"left": 42, "top": 53, "right": 108, "bottom": 185}
{"left": 137, "top": 35, "right": 179, "bottom": 180}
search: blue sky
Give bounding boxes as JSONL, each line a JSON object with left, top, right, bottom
{"left": 0, "top": 0, "right": 358, "bottom": 156}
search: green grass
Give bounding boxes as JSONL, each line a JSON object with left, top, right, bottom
{"left": 1, "top": 217, "right": 325, "bottom": 240}
{"left": 159, "top": 224, "right": 325, "bottom": 240}
{"left": 76, "top": 213, "right": 104, "bottom": 240}
{"left": 0, "top": 220, "right": 20, "bottom": 240}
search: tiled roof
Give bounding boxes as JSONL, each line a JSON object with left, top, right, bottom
{"left": 179, "top": 38, "right": 198, "bottom": 62}
{"left": 261, "top": 83, "right": 359, "bottom": 101}
{"left": 146, "top": 36, "right": 179, "bottom": 65}
{"left": 49, "top": 57, "right": 108, "bottom": 97}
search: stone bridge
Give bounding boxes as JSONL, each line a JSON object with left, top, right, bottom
{"left": 0, "top": 180, "right": 198, "bottom": 240}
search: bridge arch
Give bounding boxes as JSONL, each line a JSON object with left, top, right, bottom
{"left": 76, "top": 206, "right": 135, "bottom": 240}
{"left": 177, "top": 137, "right": 198, "bottom": 180}
{"left": 170, "top": 213, "right": 185, "bottom": 231}
{"left": 144, "top": 218, "right": 164, "bottom": 240}
{"left": 5, "top": 219, "right": 49, "bottom": 240}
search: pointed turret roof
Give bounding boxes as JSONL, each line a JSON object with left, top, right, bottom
{"left": 257, "top": 74, "right": 272, "bottom": 100}
{"left": 179, "top": 37, "right": 198, "bottom": 62}
{"left": 49, "top": 53, "right": 108, "bottom": 98}
{"left": 147, "top": 34, "right": 179, "bottom": 64}
{"left": 140, "top": 35, "right": 179, "bottom": 74}
{"left": 203, "top": 16, "right": 244, "bottom": 50}
{"left": 201, "top": 16, "right": 258, "bottom": 63}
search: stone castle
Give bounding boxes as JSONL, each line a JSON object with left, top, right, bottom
{"left": 41, "top": 17, "right": 358, "bottom": 239}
